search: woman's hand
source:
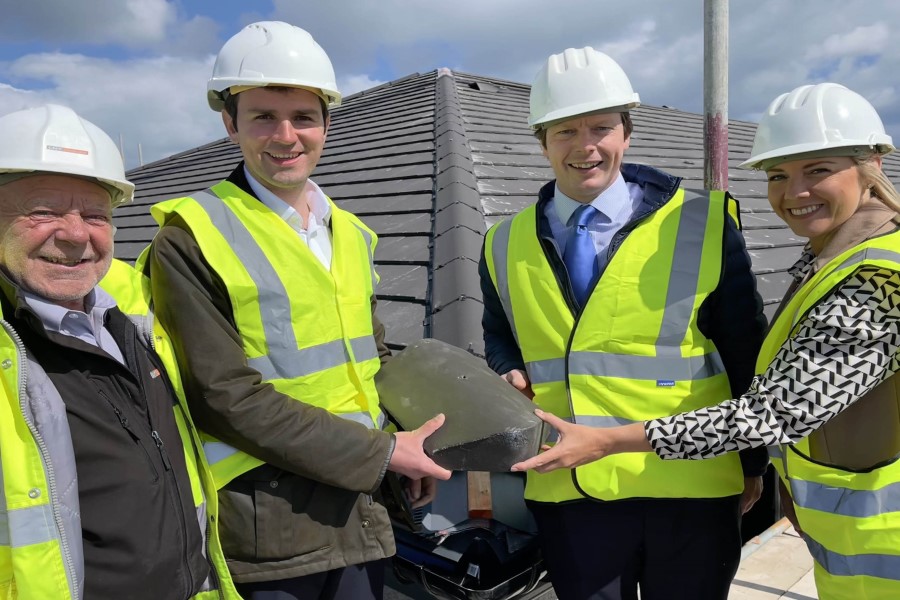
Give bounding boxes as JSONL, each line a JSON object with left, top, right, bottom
{"left": 510, "top": 410, "right": 652, "bottom": 473}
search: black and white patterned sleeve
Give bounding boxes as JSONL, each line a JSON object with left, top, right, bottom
{"left": 645, "top": 266, "right": 900, "bottom": 460}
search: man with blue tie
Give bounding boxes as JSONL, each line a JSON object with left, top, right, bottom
{"left": 478, "top": 47, "right": 768, "bottom": 600}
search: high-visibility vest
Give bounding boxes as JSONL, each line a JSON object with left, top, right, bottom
{"left": 485, "top": 189, "right": 744, "bottom": 502}
{"left": 144, "top": 182, "right": 385, "bottom": 488}
{"left": 763, "top": 232, "right": 900, "bottom": 599}
{"left": 0, "top": 259, "right": 238, "bottom": 599}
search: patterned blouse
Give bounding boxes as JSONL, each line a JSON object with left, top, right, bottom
{"left": 646, "top": 247, "right": 900, "bottom": 459}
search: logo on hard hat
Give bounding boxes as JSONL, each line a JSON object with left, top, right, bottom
{"left": 46, "top": 145, "right": 89, "bottom": 156}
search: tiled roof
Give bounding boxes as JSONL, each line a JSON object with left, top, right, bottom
{"left": 121, "top": 68, "right": 900, "bottom": 352}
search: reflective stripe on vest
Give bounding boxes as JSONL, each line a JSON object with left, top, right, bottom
{"left": 192, "top": 191, "right": 380, "bottom": 395}
{"left": 805, "top": 537, "right": 900, "bottom": 582}
{"left": 758, "top": 231, "right": 900, "bottom": 596}
{"left": 0, "top": 504, "right": 56, "bottom": 548}
{"left": 485, "top": 189, "right": 742, "bottom": 502}
{"left": 151, "top": 186, "right": 385, "bottom": 488}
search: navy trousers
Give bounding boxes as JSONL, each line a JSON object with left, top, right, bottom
{"left": 235, "top": 559, "right": 386, "bottom": 600}
{"left": 529, "top": 496, "right": 742, "bottom": 600}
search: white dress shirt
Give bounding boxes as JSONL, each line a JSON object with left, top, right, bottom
{"left": 244, "top": 166, "right": 334, "bottom": 270}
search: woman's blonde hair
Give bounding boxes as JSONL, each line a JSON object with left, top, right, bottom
{"left": 855, "top": 154, "right": 900, "bottom": 214}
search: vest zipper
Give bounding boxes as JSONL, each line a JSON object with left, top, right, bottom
{"left": 2, "top": 320, "right": 79, "bottom": 596}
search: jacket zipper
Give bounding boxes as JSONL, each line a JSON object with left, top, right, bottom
{"left": 137, "top": 324, "right": 196, "bottom": 596}
{"left": 96, "top": 387, "right": 161, "bottom": 481}
{"left": 134, "top": 310, "right": 222, "bottom": 597}
{"left": 2, "top": 320, "right": 79, "bottom": 597}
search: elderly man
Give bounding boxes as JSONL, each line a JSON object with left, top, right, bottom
{"left": 142, "top": 21, "right": 450, "bottom": 600}
{"left": 0, "top": 104, "right": 237, "bottom": 600}
{"left": 480, "top": 48, "right": 769, "bottom": 599}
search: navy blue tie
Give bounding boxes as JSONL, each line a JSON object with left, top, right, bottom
{"left": 564, "top": 204, "right": 599, "bottom": 307}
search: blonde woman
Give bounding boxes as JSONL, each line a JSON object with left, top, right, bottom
{"left": 513, "top": 83, "right": 900, "bottom": 600}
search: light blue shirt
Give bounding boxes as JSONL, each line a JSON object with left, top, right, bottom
{"left": 244, "top": 166, "right": 334, "bottom": 269}
{"left": 545, "top": 173, "right": 644, "bottom": 273}
{"left": 23, "top": 287, "right": 126, "bottom": 366}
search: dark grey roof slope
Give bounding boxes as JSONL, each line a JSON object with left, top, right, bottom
{"left": 121, "top": 69, "right": 900, "bottom": 353}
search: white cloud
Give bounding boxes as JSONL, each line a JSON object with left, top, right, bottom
{"left": 0, "top": 53, "right": 222, "bottom": 169}
{"left": 811, "top": 24, "right": 889, "bottom": 60}
{"left": 340, "top": 74, "right": 387, "bottom": 97}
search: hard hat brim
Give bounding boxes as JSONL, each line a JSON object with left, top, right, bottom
{"left": 529, "top": 97, "right": 640, "bottom": 129}
{"left": 739, "top": 141, "right": 896, "bottom": 170}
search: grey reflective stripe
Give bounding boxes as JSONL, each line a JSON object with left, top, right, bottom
{"left": 526, "top": 358, "right": 566, "bottom": 385}
{"left": 791, "top": 478, "right": 900, "bottom": 519}
{"left": 528, "top": 351, "right": 725, "bottom": 384}
{"left": 194, "top": 191, "right": 374, "bottom": 382}
{"left": 349, "top": 222, "right": 378, "bottom": 290}
{"left": 193, "top": 190, "right": 303, "bottom": 380}
{"left": 203, "top": 441, "right": 240, "bottom": 466}
{"left": 248, "top": 339, "right": 349, "bottom": 381}
{"left": 569, "top": 351, "right": 725, "bottom": 381}
{"left": 768, "top": 445, "right": 784, "bottom": 460}
{"left": 488, "top": 219, "right": 519, "bottom": 345}
{"left": 834, "top": 248, "right": 900, "bottom": 274}
{"left": 806, "top": 535, "right": 900, "bottom": 581}
{"left": 0, "top": 503, "right": 57, "bottom": 547}
{"left": 350, "top": 335, "right": 379, "bottom": 363}
{"left": 657, "top": 190, "right": 711, "bottom": 348}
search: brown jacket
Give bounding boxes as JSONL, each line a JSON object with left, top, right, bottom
{"left": 146, "top": 166, "right": 395, "bottom": 582}
{"left": 785, "top": 200, "right": 900, "bottom": 470}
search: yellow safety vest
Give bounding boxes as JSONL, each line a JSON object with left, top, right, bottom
{"left": 144, "top": 181, "right": 385, "bottom": 488}
{"left": 0, "top": 259, "right": 238, "bottom": 599}
{"left": 763, "top": 232, "right": 900, "bottom": 600}
{"left": 485, "top": 189, "right": 744, "bottom": 502}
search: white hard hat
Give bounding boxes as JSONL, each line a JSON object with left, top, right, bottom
{"left": 0, "top": 104, "right": 134, "bottom": 206}
{"left": 207, "top": 21, "right": 341, "bottom": 112}
{"left": 740, "top": 83, "right": 894, "bottom": 170}
{"left": 529, "top": 47, "right": 640, "bottom": 129}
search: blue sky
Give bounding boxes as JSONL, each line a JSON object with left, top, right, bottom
{"left": 2, "top": 0, "right": 898, "bottom": 170}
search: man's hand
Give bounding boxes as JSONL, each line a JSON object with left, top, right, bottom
{"left": 389, "top": 413, "right": 452, "bottom": 481}
{"left": 404, "top": 476, "right": 437, "bottom": 509}
{"left": 778, "top": 477, "right": 803, "bottom": 536}
{"left": 501, "top": 369, "right": 534, "bottom": 399}
{"left": 740, "top": 476, "right": 764, "bottom": 514}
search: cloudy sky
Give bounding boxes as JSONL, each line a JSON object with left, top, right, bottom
{"left": 1, "top": 0, "right": 897, "bottom": 170}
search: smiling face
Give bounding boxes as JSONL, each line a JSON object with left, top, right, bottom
{"left": 0, "top": 174, "right": 114, "bottom": 310}
{"left": 542, "top": 112, "right": 630, "bottom": 203}
{"left": 223, "top": 86, "right": 329, "bottom": 203}
{"left": 766, "top": 156, "right": 878, "bottom": 252}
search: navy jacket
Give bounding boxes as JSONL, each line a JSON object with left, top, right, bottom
{"left": 478, "top": 164, "right": 769, "bottom": 477}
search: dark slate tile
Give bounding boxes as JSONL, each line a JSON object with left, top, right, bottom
{"left": 743, "top": 227, "right": 807, "bottom": 250}
{"left": 376, "top": 265, "right": 428, "bottom": 301}
{"left": 377, "top": 300, "right": 426, "bottom": 348}
{"left": 375, "top": 235, "right": 430, "bottom": 264}
{"left": 334, "top": 193, "right": 433, "bottom": 215}
{"left": 755, "top": 270, "right": 794, "bottom": 305}
{"left": 748, "top": 248, "right": 801, "bottom": 274}
{"left": 363, "top": 213, "right": 431, "bottom": 236}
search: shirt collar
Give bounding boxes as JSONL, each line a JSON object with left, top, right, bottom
{"left": 554, "top": 173, "right": 631, "bottom": 226}
{"left": 243, "top": 166, "right": 332, "bottom": 227}
{"left": 21, "top": 286, "right": 117, "bottom": 334}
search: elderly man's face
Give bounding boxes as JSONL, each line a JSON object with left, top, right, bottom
{"left": 0, "top": 175, "right": 114, "bottom": 310}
